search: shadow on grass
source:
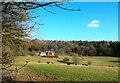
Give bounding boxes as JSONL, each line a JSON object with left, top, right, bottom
{"left": 108, "top": 61, "right": 120, "bottom": 63}
{"left": 57, "top": 60, "right": 65, "bottom": 63}
{"left": 57, "top": 60, "right": 74, "bottom": 64}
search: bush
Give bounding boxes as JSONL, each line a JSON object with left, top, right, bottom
{"left": 29, "top": 50, "right": 36, "bottom": 56}
{"left": 55, "top": 55, "right": 58, "bottom": 58}
{"left": 29, "top": 52, "right": 34, "bottom": 56}
{"left": 72, "top": 53, "right": 79, "bottom": 65}
{"left": 69, "top": 53, "right": 74, "bottom": 56}
{"left": 63, "top": 57, "right": 69, "bottom": 63}
{"left": 88, "top": 61, "right": 92, "bottom": 65}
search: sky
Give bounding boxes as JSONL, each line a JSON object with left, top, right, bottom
{"left": 71, "top": 0, "right": 120, "bottom": 2}
{"left": 29, "top": 2, "right": 118, "bottom": 41}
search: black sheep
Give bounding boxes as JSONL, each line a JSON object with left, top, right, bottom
{"left": 38, "top": 61, "right": 41, "bottom": 63}
{"left": 26, "top": 61, "right": 28, "bottom": 63}
{"left": 67, "top": 63, "right": 70, "bottom": 65}
{"left": 47, "top": 62, "right": 50, "bottom": 64}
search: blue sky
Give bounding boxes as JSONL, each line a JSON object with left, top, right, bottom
{"left": 71, "top": 0, "right": 120, "bottom": 2}
{"left": 30, "top": 2, "right": 118, "bottom": 41}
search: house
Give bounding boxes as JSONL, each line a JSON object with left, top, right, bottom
{"left": 40, "top": 52, "right": 46, "bottom": 56}
{"left": 46, "top": 51, "right": 54, "bottom": 56}
{"left": 40, "top": 50, "right": 54, "bottom": 57}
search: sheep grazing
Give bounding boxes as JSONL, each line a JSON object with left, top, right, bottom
{"left": 51, "top": 62, "right": 54, "bottom": 64}
{"left": 38, "top": 61, "right": 41, "bottom": 63}
{"left": 85, "top": 64, "right": 88, "bottom": 66}
{"left": 108, "top": 65, "right": 114, "bottom": 67}
{"left": 82, "top": 64, "right": 85, "bottom": 66}
{"left": 47, "top": 62, "right": 50, "bottom": 64}
{"left": 26, "top": 61, "right": 28, "bottom": 63}
{"left": 67, "top": 63, "right": 70, "bottom": 65}
{"left": 82, "top": 64, "right": 88, "bottom": 66}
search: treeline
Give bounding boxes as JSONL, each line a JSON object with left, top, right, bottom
{"left": 17, "top": 39, "right": 120, "bottom": 57}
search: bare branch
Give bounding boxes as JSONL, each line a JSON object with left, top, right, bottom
{"left": 55, "top": 3, "right": 81, "bottom": 11}
{"left": 42, "top": 7, "right": 56, "bottom": 14}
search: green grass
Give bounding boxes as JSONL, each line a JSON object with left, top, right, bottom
{"left": 13, "top": 55, "right": 119, "bottom": 81}
{"left": 25, "top": 64, "right": 118, "bottom": 81}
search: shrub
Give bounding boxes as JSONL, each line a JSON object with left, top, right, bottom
{"left": 29, "top": 50, "right": 36, "bottom": 56}
{"left": 88, "top": 61, "right": 92, "bottom": 65}
{"left": 29, "top": 52, "right": 34, "bottom": 56}
{"left": 72, "top": 53, "right": 79, "bottom": 65}
{"left": 63, "top": 57, "right": 69, "bottom": 63}
{"left": 69, "top": 53, "right": 74, "bottom": 56}
{"left": 55, "top": 55, "right": 58, "bottom": 58}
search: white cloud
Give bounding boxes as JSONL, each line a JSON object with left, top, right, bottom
{"left": 87, "top": 20, "right": 100, "bottom": 28}
{"left": 90, "top": 20, "right": 99, "bottom": 23}
{"left": 57, "top": 37, "right": 66, "bottom": 39}
{"left": 87, "top": 24, "right": 99, "bottom": 28}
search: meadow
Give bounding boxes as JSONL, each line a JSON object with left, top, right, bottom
{"left": 11, "top": 55, "right": 119, "bottom": 81}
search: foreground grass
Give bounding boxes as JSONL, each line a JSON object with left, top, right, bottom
{"left": 24, "top": 64, "right": 118, "bottom": 81}
{"left": 13, "top": 55, "right": 119, "bottom": 81}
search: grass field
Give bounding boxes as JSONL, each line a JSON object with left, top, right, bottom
{"left": 12, "top": 55, "right": 119, "bottom": 81}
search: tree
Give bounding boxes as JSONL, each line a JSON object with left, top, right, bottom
{"left": 2, "top": 2, "right": 30, "bottom": 64}
{"left": 1, "top": 1, "right": 81, "bottom": 67}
